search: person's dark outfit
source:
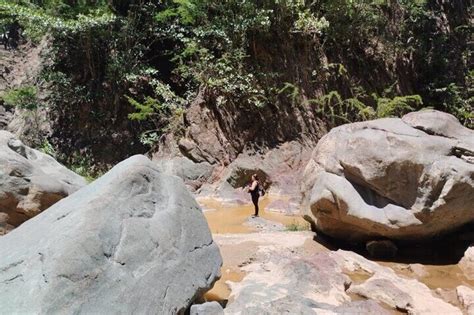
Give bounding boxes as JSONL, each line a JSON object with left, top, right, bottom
{"left": 249, "top": 183, "right": 260, "bottom": 216}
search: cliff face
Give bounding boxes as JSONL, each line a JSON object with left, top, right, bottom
{"left": 0, "top": 39, "right": 51, "bottom": 145}
{"left": 156, "top": 88, "right": 326, "bottom": 166}
{"left": 0, "top": 1, "right": 471, "bottom": 172}
{"left": 154, "top": 0, "right": 471, "bottom": 167}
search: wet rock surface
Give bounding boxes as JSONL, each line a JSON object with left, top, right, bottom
{"left": 302, "top": 110, "right": 474, "bottom": 242}
{"left": 0, "top": 155, "right": 222, "bottom": 314}
{"left": 338, "top": 250, "right": 462, "bottom": 314}
{"left": 0, "top": 131, "right": 86, "bottom": 234}
{"left": 215, "top": 231, "right": 467, "bottom": 314}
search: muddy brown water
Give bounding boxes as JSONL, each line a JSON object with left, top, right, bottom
{"left": 200, "top": 197, "right": 309, "bottom": 234}
{"left": 379, "top": 261, "right": 474, "bottom": 290}
{"left": 200, "top": 197, "right": 309, "bottom": 302}
{"left": 199, "top": 197, "right": 474, "bottom": 306}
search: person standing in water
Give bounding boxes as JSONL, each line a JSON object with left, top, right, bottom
{"left": 248, "top": 174, "right": 261, "bottom": 217}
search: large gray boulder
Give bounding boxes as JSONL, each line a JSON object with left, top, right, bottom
{"left": 0, "top": 131, "right": 86, "bottom": 234}
{"left": 0, "top": 155, "right": 222, "bottom": 314}
{"left": 302, "top": 110, "right": 474, "bottom": 242}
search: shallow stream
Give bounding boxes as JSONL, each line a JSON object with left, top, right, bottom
{"left": 199, "top": 197, "right": 474, "bottom": 306}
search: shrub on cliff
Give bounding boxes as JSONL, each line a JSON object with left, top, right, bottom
{"left": 1, "top": 0, "right": 471, "bottom": 166}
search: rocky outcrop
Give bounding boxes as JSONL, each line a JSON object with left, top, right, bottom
{"left": 156, "top": 140, "right": 312, "bottom": 213}
{"left": 336, "top": 250, "right": 462, "bottom": 315}
{"left": 460, "top": 246, "right": 474, "bottom": 280}
{"left": 225, "top": 252, "right": 372, "bottom": 314}
{"left": 155, "top": 156, "right": 214, "bottom": 192}
{"left": 220, "top": 231, "right": 461, "bottom": 314}
{"left": 0, "top": 39, "right": 52, "bottom": 145}
{"left": 156, "top": 89, "right": 325, "bottom": 167}
{"left": 302, "top": 110, "right": 474, "bottom": 242}
{"left": 0, "top": 131, "right": 86, "bottom": 234}
{"left": 0, "top": 155, "right": 222, "bottom": 314}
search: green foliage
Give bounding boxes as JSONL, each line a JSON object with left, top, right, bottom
{"left": 374, "top": 94, "right": 423, "bottom": 118}
{"left": 286, "top": 220, "right": 309, "bottom": 232}
{"left": 38, "top": 139, "right": 56, "bottom": 157}
{"left": 310, "top": 90, "right": 423, "bottom": 126}
{"left": 186, "top": 50, "right": 266, "bottom": 107}
{"left": 68, "top": 152, "right": 105, "bottom": 183}
{"left": 155, "top": 0, "right": 206, "bottom": 25}
{"left": 433, "top": 83, "right": 473, "bottom": 128}
{"left": 2, "top": 85, "right": 48, "bottom": 146}
{"left": 310, "top": 90, "right": 374, "bottom": 125}
{"left": 293, "top": 10, "right": 329, "bottom": 36}
{"left": 155, "top": 0, "right": 276, "bottom": 109}
{"left": 278, "top": 82, "right": 300, "bottom": 106}
{"left": 127, "top": 80, "right": 185, "bottom": 121}
{"left": 5, "top": 0, "right": 471, "bottom": 161}
{"left": 127, "top": 96, "right": 160, "bottom": 121}
{"left": 137, "top": 130, "right": 160, "bottom": 147}
{"left": 1, "top": 86, "right": 39, "bottom": 110}
{"left": 0, "top": 1, "right": 114, "bottom": 41}
{"left": 127, "top": 78, "right": 186, "bottom": 145}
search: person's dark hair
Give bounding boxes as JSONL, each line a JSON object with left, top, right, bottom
{"left": 252, "top": 174, "right": 259, "bottom": 181}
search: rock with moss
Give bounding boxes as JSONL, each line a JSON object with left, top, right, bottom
{"left": 302, "top": 110, "right": 474, "bottom": 243}
{"left": 0, "top": 155, "right": 222, "bottom": 314}
{"left": 0, "top": 131, "right": 86, "bottom": 234}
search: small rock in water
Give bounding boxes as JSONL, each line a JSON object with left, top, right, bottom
{"left": 407, "top": 263, "right": 428, "bottom": 278}
{"left": 190, "top": 301, "right": 224, "bottom": 315}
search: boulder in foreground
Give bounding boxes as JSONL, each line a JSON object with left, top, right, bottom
{"left": 0, "top": 155, "right": 222, "bottom": 314}
{"left": 0, "top": 131, "right": 86, "bottom": 234}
